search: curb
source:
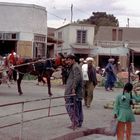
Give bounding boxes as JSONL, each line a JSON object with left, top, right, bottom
{"left": 51, "top": 127, "right": 111, "bottom": 140}
{"left": 51, "top": 126, "right": 140, "bottom": 140}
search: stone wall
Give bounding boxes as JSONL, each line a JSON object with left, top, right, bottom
{"left": 17, "top": 41, "right": 32, "bottom": 58}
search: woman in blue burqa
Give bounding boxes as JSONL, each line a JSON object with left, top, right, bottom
{"left": 105, "top": 58, "right": 117, "bottom": 91}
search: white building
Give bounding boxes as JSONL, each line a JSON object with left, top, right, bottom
{"left": 0, "top": 2, "right": 47, "bottom": 58}
{"left": 55, "top": 23, "right": 95, "bottom": 59}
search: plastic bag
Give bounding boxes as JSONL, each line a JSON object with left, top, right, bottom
{"left": 110, "top": 119, "right": 118, "bottom": 136}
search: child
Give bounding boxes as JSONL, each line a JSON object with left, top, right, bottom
{"left": 113, "top": 82, "right": 140, "bottom": 140}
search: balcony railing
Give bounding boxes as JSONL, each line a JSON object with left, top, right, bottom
{"left": 70, "top": 43, "right": 92, "bottom": 49}
{"left": 94, "top": 40, "right": 140, "bottom": 48}
{"left": 94, "top": 40, "right": 124, "bottom": 48}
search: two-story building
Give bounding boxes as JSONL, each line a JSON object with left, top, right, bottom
{"left": 55, "top": 23, "right": 95, "bottom": 61}
{"left": 47, "top": 27, "right": 63, "bottom": 58}
{"left": 95, "top": 26, "right": 140, "bottom": 70}
{"left": 55, "top": 24, "right": 140, "bottom": 70}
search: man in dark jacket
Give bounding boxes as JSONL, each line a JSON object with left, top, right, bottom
{"left": 83, "top": 57, "right": 97, "bottom": 108}
{"left": 64, "top": 54, "right": 84, "bottom": 128}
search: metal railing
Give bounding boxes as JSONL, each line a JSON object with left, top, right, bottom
{"left": 0, "top": 94, "right": 76, "bottom": 140}
{"left": 94, "top": 40, "right": 140, "bottom": 48}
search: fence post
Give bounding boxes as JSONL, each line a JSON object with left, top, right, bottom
{"left": 48, "top": 97, "right": 52, "bottom": 117}
{"left": 20, "top": 102, "right": 24, "bottom": 140}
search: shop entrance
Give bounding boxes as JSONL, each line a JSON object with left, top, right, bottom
{"left": 133, "top": 53, "right": 140, "bottom": 69}
{"left": 99, "top": 55, "right": 119, "bottom": 68}
{"left": 0, "top": 40, "right": 17, "bottom": 56}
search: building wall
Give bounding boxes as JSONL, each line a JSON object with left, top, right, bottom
{"left": 17, "top": 41, "right": 32, "bottom": 57}
{"left": 55, "top": 25, "right": 70, "bottom": 53}
{"left": 0, "top": 2, "right": 47, "bottom": 35}
{"left": 55, "top": 24, "right": 95, "bottom": 55}
{"left": 95, "top": 26, "right": 140, "bottom": 69}
{"left": 0, "top": 2, "right": 47, "bottom": 57}
{"left": 19, "top": 32, "right": 33, "bottom": 41}
{"left": 95, "top": 26, "right": 140, "bottom": 42}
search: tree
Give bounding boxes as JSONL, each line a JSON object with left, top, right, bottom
{"left": 77, "top": 12, "right": 119, "bottom": 34}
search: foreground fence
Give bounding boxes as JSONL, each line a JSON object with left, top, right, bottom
{"left": 0, "top": 94, "right": 76, "bottom": 140}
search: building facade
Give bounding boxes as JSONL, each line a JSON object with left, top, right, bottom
{"left": 55, "top": 24, "right": 140, "bottom": 70}
{"left": 55, "top": 23, "right": 95, "bottom": 60}
{"left": 95, "top": 26, "right": 140, "bottom": 70}
{"left": 0, "top": 2, "right": 47, "bottom": 58}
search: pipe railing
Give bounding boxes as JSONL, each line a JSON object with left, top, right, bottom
{"left": 0, "top": 94, "right": 76, "bottom": 140}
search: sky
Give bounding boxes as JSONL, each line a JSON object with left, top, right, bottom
{"left": 0, "top": 0, "right": 140, "bottom": 28}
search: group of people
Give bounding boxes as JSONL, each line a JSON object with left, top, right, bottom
{"left": 0, "top": 50, "right": 17, "bottom": 85}
{"left": 64, "top": 54, "right": 97, "bottom": 128}
{"left": 63, "top": 53, "right": 140, "bottom": 140}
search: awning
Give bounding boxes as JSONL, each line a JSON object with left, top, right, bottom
{"left": 47, "top": 43, "right": 54, "bottom": 46}
{"left": 92, "top": 46, "right": 129, "bottom": 56}
{"left": 129, "top": 47, "right": 140, "bottom": 53}
{"left": 72, "top": 47, "right": 90, "bottom": 54}
{"left": 70, "top": 44, "right": 93, "bottom": 49}
{"left": 47, "top": 36, "right": 63, "bottom": 44}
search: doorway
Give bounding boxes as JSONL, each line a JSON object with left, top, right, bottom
{"left": 0, "top": 40, "right": 17, "bottom": 56}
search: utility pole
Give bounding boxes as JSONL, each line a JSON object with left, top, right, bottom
{"left": 125, "top": 42, "right": 131, "bottom": 83}
{"left": 128, "top": 49, "right": 131, "bottom": 83}
{"left": 127, "top": 18, "right": 131, "bottom": 82}
{"left": 127, "top": 18, "right": 129, "bottom": 27}
{"left": 71, "top": 4, "right": 73, "bottom": 23}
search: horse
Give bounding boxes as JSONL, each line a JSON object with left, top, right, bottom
{"left": 9, "top": 54, "right": 63, "bottom": 96}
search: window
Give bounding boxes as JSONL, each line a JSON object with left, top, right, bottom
{"left": 58, "top": 32, "right": 62, "bottom": 40}
{"left": 0, "top": 33, "right": 2, "bottom": 40}
{"left": 76, "top": 30, "right": 87, "bottom": 44}
{"left": 112, "top": 29, "right": 117, "bottom": 41}
{"left": 34, "top": 35, "right": 46, "bottom": 43}
{"left": 118, "top": 29, "right": 123, "bottom": 41}
{"left": 1, "top": 33, "right": 18, "bottom": 40}
{"left": 12, "top": 34, "right": 16, "bottom": 39}
{"left": 5, "top": 33, "right": 11, "bottom": 39}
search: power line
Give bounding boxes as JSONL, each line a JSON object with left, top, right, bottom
{"left": 47, "top": 4, "right": 92, "bottom": 24}
{"left": 47, "top": 11, "right": 66, "bottom": 21}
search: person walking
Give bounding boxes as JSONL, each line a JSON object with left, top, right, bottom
{"left": 105, "top": 58, "right": 117, "bottom": 91}
{"left": 133, "top": 71, "right": 140, "bottom": 95}
{"left": 113, "top": 82, "right": 140, "bottom": 140}
{"left": 79, "top": 58, "right": 84, "bottom": 68}
{"left": 8, "top": 50, "right": 17, "bottom": 82}
{"left": 83, "top": 57, "right": 97, "bottom": 108}
{"left": 9, "top": 50, "right": 16, "bottom": 65}
{"left": 61, "top": 58, "right": 69, "bottom": 85}
{"left": 81, "top": 60, "right": 88, "bottom": 81}
{"left": 64, "top": 54, "right": 84, "bottom": 128}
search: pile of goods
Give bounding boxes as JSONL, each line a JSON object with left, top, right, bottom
{"left": 104, "top": 101, "right": 140, "bottom": 115}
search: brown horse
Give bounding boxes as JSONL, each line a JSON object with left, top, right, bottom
{"left": 10, "top": 55, "right": 63, "bottom": 96}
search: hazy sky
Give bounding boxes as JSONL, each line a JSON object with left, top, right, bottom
{"left": 0, "top": 0, "right": 140, "bottom": 28}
